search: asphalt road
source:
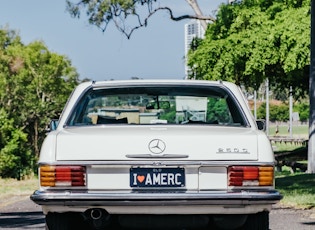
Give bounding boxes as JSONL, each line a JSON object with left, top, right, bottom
{"left": 0, "top": 196, "right": 315, "bottom": 230}
{"left": 0, "top": 196, "right": 44, "bottom": 229}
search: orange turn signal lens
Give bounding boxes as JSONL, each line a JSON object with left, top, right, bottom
{"left": 258, "top": 166, "right": 274, "bottom": 186}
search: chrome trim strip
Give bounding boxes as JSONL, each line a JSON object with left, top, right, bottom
{"left": 38, "top": 161, "right": 275, "bottom": 166}
{"left": 31, "top": 190, "right": 282, "bottom": 206}
{"left": 125, "top": 154, "right": 189, "bottom": 159}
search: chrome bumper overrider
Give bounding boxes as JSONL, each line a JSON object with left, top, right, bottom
{"left": 31, "top": 190, "right": 282, "bottom": 206}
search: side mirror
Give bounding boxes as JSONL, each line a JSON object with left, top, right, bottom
{"left": 256, "top": 119, "right": 266, "bottom": 131}
{"left": 47, "top": 119, "right": 59, "bottom": 132}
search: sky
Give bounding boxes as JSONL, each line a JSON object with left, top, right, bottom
{"left": 0, "top": 0, "right": 226, "bottom": 81}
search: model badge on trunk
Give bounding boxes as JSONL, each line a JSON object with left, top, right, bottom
{"left": 217, "top": 148, "right": 249, "bottom": 154}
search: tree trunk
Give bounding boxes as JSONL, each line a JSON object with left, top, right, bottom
{"left": 309, "top": 0, "right": 315, "bottom": 173}
{"left": 186, "top": 0, "right": 208, "bottom": 31}
{"left": 34, "top": 118, "right": 40, "bottom": 157}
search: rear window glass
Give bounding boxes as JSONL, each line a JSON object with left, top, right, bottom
{"left": 66, "top": 85, "right": 248, "bottom": 127}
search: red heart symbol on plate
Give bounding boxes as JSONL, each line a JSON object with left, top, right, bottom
{"left": 137, "top": 175, "right": 145, "bottom": 183}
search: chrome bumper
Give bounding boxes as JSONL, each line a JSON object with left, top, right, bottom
{"left": 31, "top": 190, "right": 282, "bottom": 207}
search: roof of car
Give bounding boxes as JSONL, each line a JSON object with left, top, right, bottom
{"left": 78, "top": 79, "right": 238, "bottom": 90}
{"left": 92, "top": 79, "right": 226, "bottom": 86}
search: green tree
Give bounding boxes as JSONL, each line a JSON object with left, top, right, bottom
{"left": 257, "top": 103, "right": 289, "bottom": 122}
{"left": 294, "top": 101, "right": 309, "bottom": 122}
{"left": 0, "top": 109, "right": 32, "bottom": 179}
{"left": 20, "top": 41, "right": 79, "bottom": 156}
{"left": 0, "top": 28, "right": 79, "bottom": 178}
{"left": 188, "top": 0, "right": 310, "bottom": 98}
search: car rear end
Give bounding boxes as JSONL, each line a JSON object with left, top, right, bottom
{"left": 31, "top": 80, "right": 282, "bottom": 230}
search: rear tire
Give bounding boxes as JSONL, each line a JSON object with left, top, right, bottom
{"left": 45, "top": 212, "right": 88, "bottom": 230}
{"left": 242, "top": 211, "right": 269, "bottom": 230}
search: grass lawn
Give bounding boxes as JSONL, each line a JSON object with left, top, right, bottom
{"left": 0, "top": 177, "right": 38, "bottom": 202}
{"left": 276, "top": 172, "right": 315, "bottom": 209}
{"left": 269, "top": 124, "right": 314, "bottom": 208}
{"left": 269, "top": 124, "right": 308, "bottom": 138}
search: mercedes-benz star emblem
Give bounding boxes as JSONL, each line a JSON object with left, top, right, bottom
{"left": 148, "top": 139, "right": 166, "bottom": 154}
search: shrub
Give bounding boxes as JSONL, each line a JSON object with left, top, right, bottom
{"left": 257, "top": 102, "right": 289, "bottom": 122}
{"left": 0, "top": 109, "right": 34, "bottom": 179}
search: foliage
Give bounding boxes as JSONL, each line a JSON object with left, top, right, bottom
{"left": 160, "top": 107, "right": 176, "bottom": 123}
{"left": 188, "top": 0, "right": 310, "bottom": 99}
{"left": 190, "top": 37, "right": 203, "bottom": 51}
{"left": 0, "top": 109, "right": 32, "bottom": 179}
{"left": 160, "top": 97, "right": 232, "bottom": 124}
{"left": 0, "top": 28, "right": 79, "bottom": 178}
{"left": 256, "top": 100, "right": 309, "bottom": 122}
{"left": 257, "top": 102, "right": 289, "bottom": 122}
{"left": 294, "top": 101, "right": 309, "bottom": 122}
{"left": 207, "top": 98, "right": 231, "bottom": 123}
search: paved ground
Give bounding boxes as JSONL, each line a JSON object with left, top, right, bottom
{"left": 0, "top": 195, "right": 44, "bottom": 229}
{"left": 270, "top": 204, "right": 315, "bottom": 230}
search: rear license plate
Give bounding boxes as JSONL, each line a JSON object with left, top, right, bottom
{"left": 130, "top": 168, "right": 185, "bottom": 188}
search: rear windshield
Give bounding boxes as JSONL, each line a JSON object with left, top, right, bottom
{"left": 66, "top": 85, "right": 248, "bottom": 127}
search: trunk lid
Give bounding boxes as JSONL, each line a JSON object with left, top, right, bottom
{"left": 55, "top": 126, "right": 258, "bottom": 161}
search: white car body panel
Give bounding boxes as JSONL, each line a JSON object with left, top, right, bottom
{"left": 31, "top": 80, "right": 281, "bottom": 229}
{"left": 54, "top": 126, "right": 260, "bottom": 161}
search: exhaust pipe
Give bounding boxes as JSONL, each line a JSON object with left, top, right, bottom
{"left": 85, "top": 208, "right": 111, "bottom": 229}
{"left": 90, "top": 209, "right": 103, "bottom": 220}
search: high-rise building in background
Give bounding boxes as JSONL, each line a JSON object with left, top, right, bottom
{"left": 184, "top": 20, "right": 205, "bottom": 79}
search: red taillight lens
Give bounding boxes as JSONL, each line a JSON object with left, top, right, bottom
{"left": 40, "top": 165, "right": 86, "bottom": 187}
{"left": 228, "top": 166, "right": 274, "bottom": 187}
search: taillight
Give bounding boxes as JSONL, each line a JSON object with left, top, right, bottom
{"left": 40, "top": 165, "right": 86, "bottom": 187}
{"left": 228, "top": 166, "right": 274, "bottom": 187}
